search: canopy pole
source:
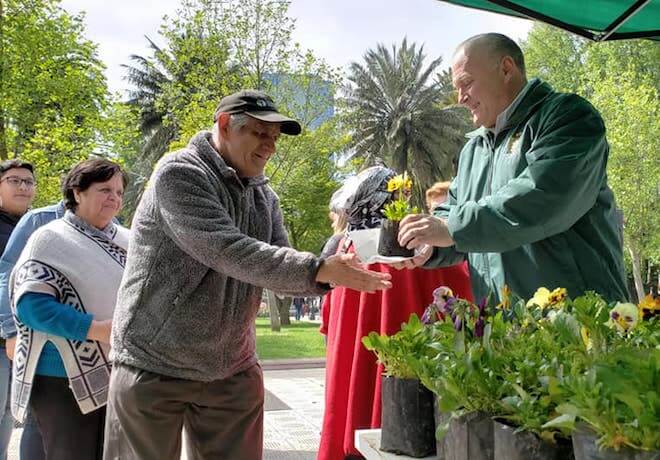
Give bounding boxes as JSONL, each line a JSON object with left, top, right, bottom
{"left": 597, "top": 0, "right": 651, "bottom": 41}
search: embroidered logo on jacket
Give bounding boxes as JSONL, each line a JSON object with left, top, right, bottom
{"left": 507, "top": 132, "right": 523, "bottom": 155}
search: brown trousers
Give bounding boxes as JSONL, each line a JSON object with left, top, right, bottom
{"left": 103, "top": 362, "right": 264, "bottom": 460}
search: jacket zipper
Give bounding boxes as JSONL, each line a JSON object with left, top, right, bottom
{"left": 483, "top": 133, "right": 496, "bottom": 286}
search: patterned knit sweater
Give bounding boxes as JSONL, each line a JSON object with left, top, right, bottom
{"left": 10, "top": 211, "right": 128, "bottom": 420}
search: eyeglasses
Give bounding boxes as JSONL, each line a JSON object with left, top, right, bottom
{"left": 0, "top": 177, "right": 37, "bottom": 188}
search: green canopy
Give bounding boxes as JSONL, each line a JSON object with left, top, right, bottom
{"left": 435, "top": 0, "right": 660, "bottom": 41}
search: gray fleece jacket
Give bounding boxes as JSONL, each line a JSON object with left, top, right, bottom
{"left": 111, "top": 131, "right": 328, "bottom": 381}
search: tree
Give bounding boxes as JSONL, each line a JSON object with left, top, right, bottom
{"left": 120, "top": 4, "right": 241, "bottom": 217}
{"left": 98, "top": 99, "right": 143, "bottom": 222}
{"left": 220, "top": 0, "right": 294, "bottom": 89}
{"left": 435, "top": 67, "right": 460, "bottom": 106}
{"left": 593, "top": 73, "right": 660, "bottom": 301}
{"left": 121, "top": 39, "right": 178, "bottom": 215}
{"left": 584, "top": 42, "right": 660, "bottom": 301}
{"left": 519, "top": 24, "right": 586, "bottom": 94}
{"left": 343, "top": 38, "right": 470, "bottom": 206}
{"left": 0, "top": 0, "right": 108, "bottom": 205}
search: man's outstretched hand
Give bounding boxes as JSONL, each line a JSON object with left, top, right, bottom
{"left": 316, "top": 253, "right": 392, "bottom": 293}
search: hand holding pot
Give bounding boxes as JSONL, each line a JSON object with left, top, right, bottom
{"left": 398, "top": 214, "right": 454, "bottom": 249}
{"left": 391, "top": 245, "right": 433, "bottom": 270}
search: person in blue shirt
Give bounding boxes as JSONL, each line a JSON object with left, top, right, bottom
{"left": 0, "top": 200, "right": 64, "bottom": 460}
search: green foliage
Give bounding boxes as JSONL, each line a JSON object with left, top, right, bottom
{"left": 1, "top": 0, "right": 108, "bottom": 205}
{"left": 343, "top": 38, "right": 470, "bottom": 208}
{"left": 519, "top": 24, "right": 587, "bottom": 94}
{"left": 375, "top": 285, "right": 659, "bottom": 450}
{"left": 382, "top": 199, "right": 418, "bottom": 222}
{"left": 417, "top": 308, "right": 509, "bottom": 418}
{"left": 98, "top": 99, "right": 143, "bottom": 221}
{"left": 553, "top": 345, "right": 660, "bottom": 451}
{"left": 362, "top": 314, "right": 433, "bottom": 379}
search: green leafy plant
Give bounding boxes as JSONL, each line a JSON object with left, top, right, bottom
{"left": 382, "top": 173, "right": 419, "bottom": 221}
{"left": 550, "top": 344, "right": 660, "bottom": 451}
{"left": 363, "top": 284, "right": 660, "bottom": 453}
{"left": 361, "top": 313, "right": 432, "bottom": 379}
{"left": 414, "top": 289, "right": 510, "bottom": 417}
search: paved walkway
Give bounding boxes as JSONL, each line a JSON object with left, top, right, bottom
{"left": 6, "top": 367, "right": 326, "bottom": 459}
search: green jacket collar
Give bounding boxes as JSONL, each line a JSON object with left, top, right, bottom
{"left": 466, "top": 79, "right": 555, "bottom": 139}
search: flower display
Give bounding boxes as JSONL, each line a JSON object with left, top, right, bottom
{"left": 364, "top": 284, "right": 659, "bottom": 454}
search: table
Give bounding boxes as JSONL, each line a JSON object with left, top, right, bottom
{"left": 354, "top": 429, "right": 437, "bottom": 460}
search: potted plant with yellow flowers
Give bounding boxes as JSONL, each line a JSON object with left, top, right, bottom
{"left": 378, "top": 172, "right": 419, "bottom": 257}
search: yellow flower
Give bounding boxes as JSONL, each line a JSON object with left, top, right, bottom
{"left": 527, "top": 287, "right": 551, "bottom": 308}
{"left": 605, "top": 302, "right": 639, "bottom": 333}
{"left": 580, "top": 326, "right": 592, "bottom": 350}
{"left": 387, "top": 173, "right": 414, "bottom": 193}
{"left": 548, "top": 288, "right": 567, "bottom": 308}
{"left": 387, "top": 175, "right": 404, "bottom": 192}
{"left": 639, "top": 294, "right": 660, "bottom": 311}
{"left": 497, "top": 285, "right": 511, "bottom": 310}
{"left": 402, "top": 176, "right": 413, "bottom": 193}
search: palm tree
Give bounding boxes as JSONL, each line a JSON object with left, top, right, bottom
{"left": 344, "top": 38, "right": 470, "bottom": 205}
{"left": 435, "top": 68, "right": 459, "bottom": 106}
{"left": 121, "top": 37, "right": 178, "bottom": 216}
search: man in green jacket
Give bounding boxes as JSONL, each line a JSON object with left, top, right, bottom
{"left": 398, "top": 33, "right": 628, "bottom": 303}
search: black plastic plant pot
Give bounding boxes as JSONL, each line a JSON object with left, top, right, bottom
{"left": 572, "top": 424, "right": 659, "bottom": 460}
{"left": 378, "top": 219, "right": 414, "bottom": 258}
{"left": 434, "top": 395, "right": 452, "bottom": 459}
{"left": 440, "top": 411, "right": 495, "bottom": 460}
{"left": 493, "top": 419, "right": 574, "bottom": 460}
{"left": 380, "top": 376, "right": 436, "bottom": 457}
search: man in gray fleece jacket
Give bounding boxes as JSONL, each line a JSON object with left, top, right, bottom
{"left": 103, "top": 90, "right": 392, "bottom": 460}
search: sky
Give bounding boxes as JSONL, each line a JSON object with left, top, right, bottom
{"left": 59, "top": 0, "right": 533, "bottom": 96}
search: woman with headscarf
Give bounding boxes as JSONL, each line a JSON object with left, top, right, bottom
{"left": 318, "top": 166, "right": 472, "bottom": 460}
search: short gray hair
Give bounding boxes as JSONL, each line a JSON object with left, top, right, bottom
{"left": 457, "top": 33, "right": 526, "bottom": 76}
{"left": 229, "top": 113, "right": 250, "bottom": 131}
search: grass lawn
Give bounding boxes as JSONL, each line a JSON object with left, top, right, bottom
{"left": 255, "top": 317, "right": 326, "bottom": 360}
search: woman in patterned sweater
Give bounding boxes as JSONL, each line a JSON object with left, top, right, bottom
{"left": 10, "top": 159, "right": 128, "bottom": 460}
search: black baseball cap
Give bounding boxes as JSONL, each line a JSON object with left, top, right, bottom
{"left": 213, "top": 90, "right": 302, "bottom": 135}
